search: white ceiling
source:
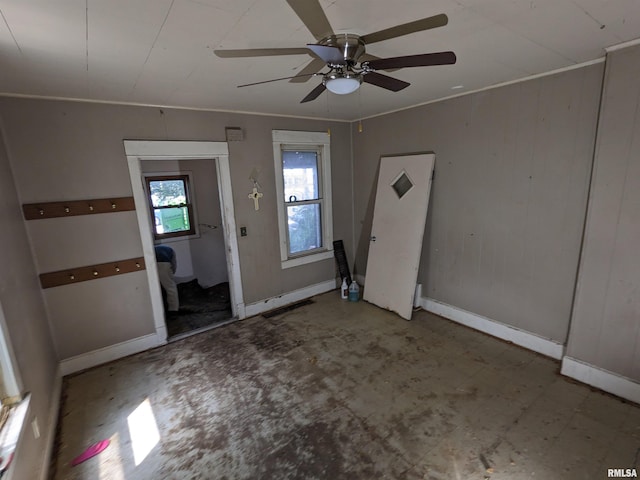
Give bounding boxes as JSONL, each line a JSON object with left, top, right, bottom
{"left": 0, "top": 0, "right": 639, "bottom": 121}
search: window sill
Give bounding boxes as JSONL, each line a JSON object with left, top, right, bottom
{"left": 154, "top": 232, "right": 201, "bottom": 244}
{"left": 281, "top": 250, "right": 333, "bottom": 269}
{"left": 0, "top": 394, "right": 31, "bottom": 478}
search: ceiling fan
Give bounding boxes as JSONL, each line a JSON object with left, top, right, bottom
{"left": 214, "top": 0, "right": 456, "bottom": 103}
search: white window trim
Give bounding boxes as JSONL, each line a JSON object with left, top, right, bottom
{"left": 0, "top": 305, "right": 21, "bottom": 401}
{"left": 142, "top": 171, "right": 200, "bottom": 243}
{"left": 273, "top": 130, "right": 333, "bottom": 269}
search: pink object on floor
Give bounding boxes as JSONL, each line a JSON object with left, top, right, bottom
{"left": 70, "top": 439, "right": 110, "bottom": 466}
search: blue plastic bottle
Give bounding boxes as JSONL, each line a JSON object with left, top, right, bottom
{"left": 348, "top": 281, "right": 359, "bottom": 302}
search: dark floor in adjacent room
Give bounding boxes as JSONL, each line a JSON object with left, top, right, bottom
{"left": 165, "top": 280, "right": 232, "bottom": 338}
{"left": 50, "top": 292, "right": 640, "bottom": 480}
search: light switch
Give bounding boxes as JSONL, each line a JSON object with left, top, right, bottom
{"left": 240, "top": 226, "right": 247, "bottom": 237}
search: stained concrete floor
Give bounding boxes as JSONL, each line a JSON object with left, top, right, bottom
{"left": 51, "top": 292, "right": 640, "bottom": 480}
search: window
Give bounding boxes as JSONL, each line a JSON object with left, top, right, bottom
{"left": 144, "top": 174, "right": 196, "bottom": 240}
{"left": 0, "top": 304, "right": 29, "bottom": 478}
{"left": 273, "top": 130, "right": 333, "bottom": 269}
{"left": 283, "top": 150, "right": 323, "bottom": 254}
{"left": 391, "top": 171, "right": 414, "bottom": 199}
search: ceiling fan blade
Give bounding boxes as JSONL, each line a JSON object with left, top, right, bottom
{"left": 238, "top": 73, "right": 318, "bottom": 88}
{"left": 214, "top": 47, "right": 310, "bottom": 58}
{"left": 360, "top": 53, "right": 381, "bottom": 62}
{"left": 359, "top": 53, "right": 399, "bottom": 72}
{"left": 289, "top": 58, "right": 326, "bottom": 83}
{"left": 301, "top": 83, "right": 326, "bottom": 103}
{"left": 306, "top": 44, "right": 345, "bottom": 65}
{"left": 286, "top": 0, "right": 334, "bottom": 41}
{"left": 363, "top": 72, "right": 410, "bottom": 92}
{"left": 366, "top": 51, "right": 456, "bottom": 70}
{"left": 361, "top": 13, "right": 448, "bottom": 45}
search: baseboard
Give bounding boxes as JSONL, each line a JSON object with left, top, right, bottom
{"left": 420, "top": 297, "right": 565, "bottom": 360}
{"left": 561, "top": 356, "right": 640, "bottom": 404}
{"left": 244, "top": 279, "right": 337, "bottom": 318}
{"left": 39, "top": 366, "right": 62, "bottom": 480}
{"left": 59, "top": 279, "right": 336, "bottom": 374}
{"left": 60, "top": 333, "right": 162, "bottom": 376}
{"left": 235, "top": 302, "right": 247, "bottom": 320}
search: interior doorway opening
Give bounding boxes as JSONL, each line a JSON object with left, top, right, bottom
{"left": 124, "top": 141, "right": 245, "bottom": 345}
{"left": 142, "top": 159, "right": 233, "bottom": 340}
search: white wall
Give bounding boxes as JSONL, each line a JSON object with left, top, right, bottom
{"left": 353, "top": 63, "right": 604, "bottom": 344}
{"left": 0, "top": 119, "right": 59, "bottom": 480}
{"left": 566, "top": 44, "right": 640, "bottom": 384}
{"left": 0, "top": 98, "right": 353, "bottom": 363}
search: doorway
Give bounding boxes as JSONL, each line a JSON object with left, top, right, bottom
{"left": 124, "top": 141, "right": 245, "bottom": 344}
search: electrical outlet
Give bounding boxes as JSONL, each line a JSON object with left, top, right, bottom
{"left": 32, "top": 418, "right": 40, "bottom": 439}
{"left": 240, "top": 226, "right": 247, "bottom": 237}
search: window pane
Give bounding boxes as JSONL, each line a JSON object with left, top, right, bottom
{"left": 149, "top": 180, "right": 187, "bottom": 207}
{"left": 287, "top": 204, "right": 322, "bottom": 254}
{"left": 392, "top": 172, "right": 413, "bottom": 199}
{"left": 154, "top": 207, "right": 191, "bottom": 234}
{"left": 282, "top": 151, "right": 319, "bottom": 202}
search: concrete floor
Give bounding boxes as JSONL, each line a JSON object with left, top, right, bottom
{"left": 50, "top": 292, "right": 640, "bottom": 480}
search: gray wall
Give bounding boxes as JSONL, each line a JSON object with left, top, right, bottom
{"left": 0, "top": 98, "right": 353, "bottom": 361}
{"left": 567, "top": 45, "right": 640, "bottom": 380}
{"left": 0, "top": 122, "right": 59, "bottom": 479}
{"left": 142, "top": 159, "right": 228, "bottom": 288}
{"left": 352, "top": 64, "right": 604, "bottom": 343}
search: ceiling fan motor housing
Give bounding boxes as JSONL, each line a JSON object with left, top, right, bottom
{"left": 319, "top": 34, "right": 366, "bottom": 66}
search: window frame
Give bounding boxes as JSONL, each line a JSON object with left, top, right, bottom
{"left": 283, "top": 148, "right": 324, "bottom": 256}
{"left": 143, "top": 173, "right": 198, "bottom": 241}
{"left": 0, "top": 303, "right": 30, "bottom": 479}
{"left": 273, "top": 130, "right": 333, "bottom": 269}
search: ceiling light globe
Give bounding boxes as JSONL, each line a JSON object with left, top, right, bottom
{"left": 324, "top": 74, "right": 362, "bottom": 95}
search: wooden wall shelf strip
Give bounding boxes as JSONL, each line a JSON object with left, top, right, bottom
{"left": 23, "top": 197, "right": 135, "bottom": 220}
{"left": 40, "top": 257, "right": 146, "bottom": 289}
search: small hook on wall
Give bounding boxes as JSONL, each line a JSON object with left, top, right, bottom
{"left": 39, "top": 256, "right": 146, "bottom": 289}
{"left": 24, "top": 197, "right": 135, "bottom": 220}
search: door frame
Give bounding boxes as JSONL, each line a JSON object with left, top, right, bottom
{"left": 124, "top": 140, "right": 245, "bottom": 344}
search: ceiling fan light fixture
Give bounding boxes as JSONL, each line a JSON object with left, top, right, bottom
{"left": 324, "top": 72, "right": 362, "bottom": 95}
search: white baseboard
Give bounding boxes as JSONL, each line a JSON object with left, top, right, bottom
{"left": 59, "top": 278, "right": 337, "bottom": 375}
{"left": 561, "top": 356, "right": 640, "bottom": 404}
{"left": 60, "top": 333, "right": 162, "bottom": 376}
{"left": 420, "top": 297, "right": 565, "bottom": 360}
{"left": 244, "top": 279, "right": 337, "bottom": 318}
{"left": 39, "top": 366, "right": 62, "bottom": 480}
{"left": 235, "top": 302, "right": 247, "bottom": 320}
